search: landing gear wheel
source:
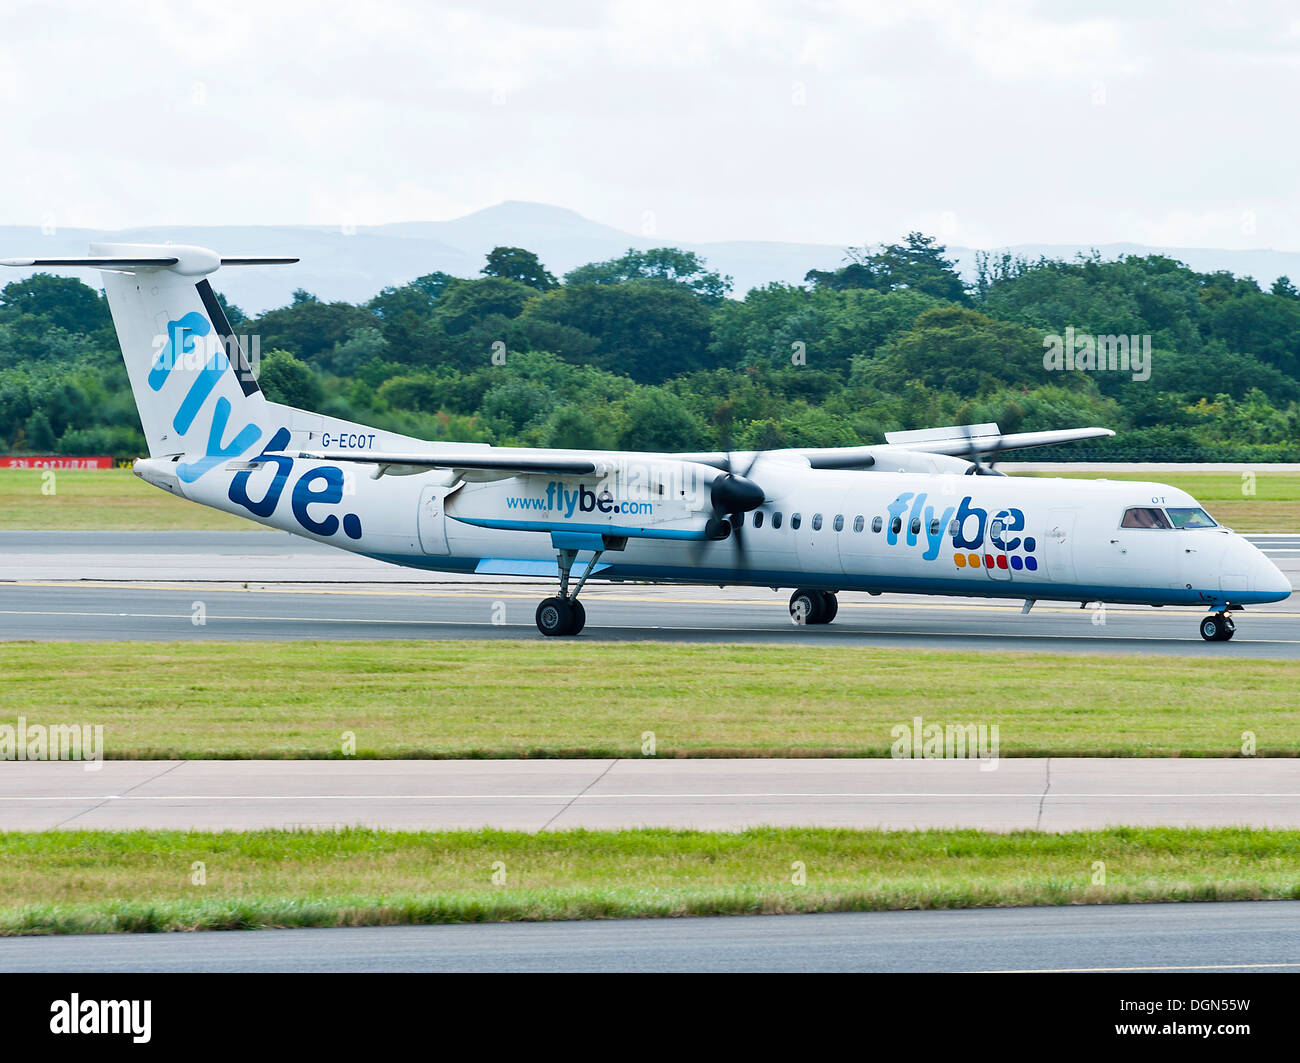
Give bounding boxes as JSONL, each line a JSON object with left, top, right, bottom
{"left": 568, "top": 599, "right": 586, "bottom": 636}
{"left": 818, "top": 591, "right": 839, "bottom": 624}
{"left": 536, "top": 597, "right": 575, "bottom": 637}
{"left": 789, "top": 588, "right": 827, "bottom": 626}
{"left": 1199, "top": 614, "right": 1234, "bottom": 642}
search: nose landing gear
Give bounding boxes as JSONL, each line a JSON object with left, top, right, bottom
{"left": 1199, "top": 613, "right": 1235, "bottom": 642}
{"left": 535, "top": 547, "right": 600, "bottom": 636}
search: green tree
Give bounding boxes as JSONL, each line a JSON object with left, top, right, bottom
{"left": 806, "top": 232, "right": 967, "bottom": 303}
{"left": 0, "top": 274, "right": 110, "bottom": 333}
{"left": 523, "top": 281, "right": 712, "bottom": 383}
{"left": 250, "top": 300, "right": 379, "bottom": 363}
{"left": 257, "top": 349, "right": 324, "bottom": 409}
{"left": 434, "top": 277, "right": 537, "bottom": 336}
{"left": 481, "top": 247, "right": 557, "bottom": 291}
{"left": 617, "top": 388, "right": 704, "bottom": 450}
{"left": 565, "top": 248, "right": 732, "bottom": 302}
{"left": 857, "top": 306, "right": 1078, "bottom": 398}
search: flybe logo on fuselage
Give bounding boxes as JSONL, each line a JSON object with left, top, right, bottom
{"left": 884, "top": 492, "right": 1038, "bottom": 571}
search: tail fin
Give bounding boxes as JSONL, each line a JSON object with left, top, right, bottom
{"left": 2, "top": 244, "right": 296, "bottom": 482}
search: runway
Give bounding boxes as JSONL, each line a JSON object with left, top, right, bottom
{"left": 0, "top": 531, "right": 1295, "bottom": 655}
{"left": 0, "top": 901, "right": 1295, "bottom": 972}
{"left": 4, "top": 758, "right": 1298, "bottom": 831}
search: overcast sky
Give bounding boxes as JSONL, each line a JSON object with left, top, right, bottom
{"left": 2, "top": 0, "right": 1298, "bottom": 251}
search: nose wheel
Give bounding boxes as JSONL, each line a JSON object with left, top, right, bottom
{"left": 535, "top": 548, "right": 598, "bottom": 636}
{"left": 1199, "top": 613, "right": 1235, "bottom": 641}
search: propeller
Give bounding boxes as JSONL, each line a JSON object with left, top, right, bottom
{"left": 961, "top": 423, "right": 1008, "bottom": 477}
{"left": 695, "top": 417, "right": 765, "bottom": 562}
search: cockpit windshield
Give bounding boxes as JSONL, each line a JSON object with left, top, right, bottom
{"left": 1166, "top": 507, "right": 1217, "bottom": 529}
{"left": 1120, "top": 507, "right": 1172, "bottom": 529}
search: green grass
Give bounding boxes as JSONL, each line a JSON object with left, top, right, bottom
{"left": 1023, "top": 470, "right": 1300, "bottom": 532}
{"left": 2, "top": 641, "right": 1298, "bottom": 758}
{"left": 0, "top": 468, "right": 1296, "bottom": 532}
{"left": 0, "top": 468, "right": 254, "bottom": 530}
{"left": 1, "top": 826, "right": 1295, "bottom": 935}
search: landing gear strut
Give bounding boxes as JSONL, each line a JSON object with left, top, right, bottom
{"left": 789, "top": 588, "right": 838, "bottom": 625}
{"left": 535, "top": 548, "right": 601, "bottom": 636}
{"left": 1199, "top": 613, "right": 1235, "bottom": 642}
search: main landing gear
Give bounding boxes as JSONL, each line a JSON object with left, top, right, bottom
{"left": 1199, "top": 612, "right": 1236, "bottom": 642}
{"left": 535, "top": 547, "right": 602, "bottom": 636}
{"left": 789, "top": 588, "right": 838, "bottom": 625}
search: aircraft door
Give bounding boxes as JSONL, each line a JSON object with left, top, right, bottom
{"left": 417, "top": 484, "right": 451, "bottom": 555}
{"left": 1044, "top": 508, "right": 1077, "bottom": 584}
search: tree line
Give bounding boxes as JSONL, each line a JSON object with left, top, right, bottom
{"left": 0, "top": 234, "right": 1297, "bottom": 461}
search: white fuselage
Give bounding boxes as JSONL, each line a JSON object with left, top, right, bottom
{"left": 140, "top": 449, "right": 1291, "bottom": 609}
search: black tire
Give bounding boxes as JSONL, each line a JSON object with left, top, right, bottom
{"left": 819, "top": 591, "right": 839, "bottom": 624}
{"left": 568, "top": 599, "right": 586, "bottom": 636}
{"left": 789, "top": 588, "right": 826, "bottom": 626}
{"left": 1199, "top": 615, "right": 1228, "bottom": 642}
{"left": 536, "top": 597, "right": 574, "bottom": 637}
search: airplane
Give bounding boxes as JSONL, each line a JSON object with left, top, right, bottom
{"left": 3, "top": 243, "right": 1290, "bottom": 642}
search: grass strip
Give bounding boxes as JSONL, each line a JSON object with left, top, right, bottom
{"left": 2, "top": 826, "right": 1297, "bottom": 935}
{"left": 1, "top": 640, "right": 1297, "bottom": 758}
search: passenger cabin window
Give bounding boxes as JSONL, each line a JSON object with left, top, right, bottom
{"left": 910, "top": 517, "right": 921, "bottom": 535}
{"left": 890, "top": 516, "right": 902, "bottom": 535}
{"left": 834, "top": 515, "right": 845, "bottom": 532}
{"left": 1166, "top": 507, "right": 1217, "bottom": 529}
{"left": 791, "top": 513, "right": 802, "bottom": 530}
{"left": 873, "top": 516, "right": 883, "bottom": 533}
{"left": 929, "top": 519, "right": 941, "bottom": 536}
{"left": 1121, "top": 507, "right": 1173, "bottom": 529}
{"left": 772, "top": 512, "right": 783, "bottom": 529}
{"left": 854, "top": 515, "right": 865, "bottom": 533}
{"left": 753, "top": 511, "right": 764, "bottom": 529}
{"left": 812, "top": 514, "right": 823, "bottom": 531}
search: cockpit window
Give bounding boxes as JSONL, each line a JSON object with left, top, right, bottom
{"left": 1166, "top": 507, "right": 1217, "bottom": 529}
{"left": 1121, "top": 507, "right": 1172, "bottom": 529}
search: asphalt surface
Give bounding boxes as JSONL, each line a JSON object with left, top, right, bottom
{"left": 0, "top": 531, "right": 1296, "bottom": 655}
{"left": 0, "top": 901, "right": 1295, "bottom": 972}
{"left": 4, "top": 759, "right": 1298, "bottom": 831}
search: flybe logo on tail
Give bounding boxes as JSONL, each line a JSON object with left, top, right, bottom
{"left": 884, "top": 492, "right": 1038, "bottom": 571}
{"left": 150, "top": 312, "right": 261, "bottom": 483}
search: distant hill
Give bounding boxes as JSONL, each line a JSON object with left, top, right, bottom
{"left": 3, "top": 201, "right": 1300, "bottom": 314}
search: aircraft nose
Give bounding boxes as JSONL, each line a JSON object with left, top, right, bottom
{"left": 1255, "top": 552, "right": 1293, "bottom": 601}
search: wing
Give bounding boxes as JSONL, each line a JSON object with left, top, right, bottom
{"left": 283, "top": 448, "right": 599, "bottom": 479}
{"left": 673, "top": 424, "right": 1114, "bottom": 471}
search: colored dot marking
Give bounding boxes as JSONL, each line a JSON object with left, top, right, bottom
{"left": 968, "top": 553, "right": 980, "bottom": 567}
{"left": 954, "top": 553, "right": 966, "bottom": 568}
{"left": 996, "top": 555, "right": 1008, "bottom": 569}
{"left": 1025, "top": 556, "right": 1038, "bottom": 571}
{"left": 342, "top": 513, "right": 363, "bottom": 539}
{"left": 1010, "top": 555, "right": 1024, "bottom": 570}
{"left": 1024, "top": 536, "right": 1036, "bottom": 552}
{"left": 984, "top": 555, "right": 994, "bottom": 568}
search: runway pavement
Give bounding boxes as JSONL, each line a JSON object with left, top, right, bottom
{"left": 4, "top": 758, "right": 1298, "bottom": 831}
{"left": 0, "top": 901, "right": 1295, "bottom": 972}
{"left": 0, "top": 531, "right": 1295, "bottom": 655}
